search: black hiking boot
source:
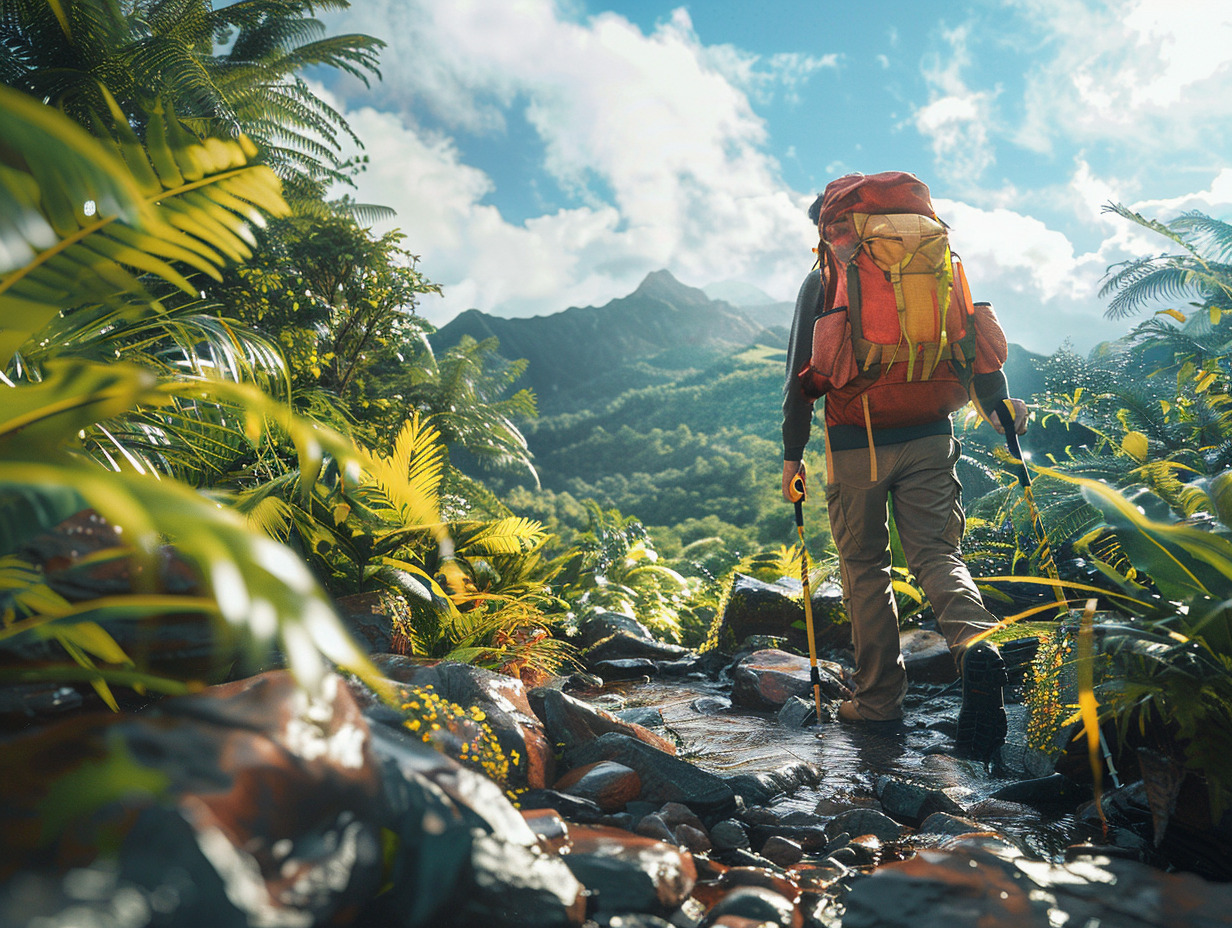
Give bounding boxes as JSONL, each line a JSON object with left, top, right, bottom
{"left": 955, "top": 642, "right": 1008, "bottom": 763}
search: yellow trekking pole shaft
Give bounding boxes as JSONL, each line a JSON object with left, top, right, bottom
{"left": 994, "top": 400, "right": 1068, "bottom": 616}
{"left": 789, "top": 473, "right": 825, "bottom": 723}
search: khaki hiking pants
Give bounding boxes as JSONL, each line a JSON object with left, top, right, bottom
{"left": 825, "top": 433, "right": 996, "bottom": 721}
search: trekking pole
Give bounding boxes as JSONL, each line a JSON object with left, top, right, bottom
{"left": 994, "top": 400, "right": 1069, "bottom": 616}
{"left": 788, "top": 472, "right": 825, "bottom": 724}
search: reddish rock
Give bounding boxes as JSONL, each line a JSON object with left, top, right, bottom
{"left": 567, "top": 733, "right": 736, "bottom": 819}
{"left": 786, "top": 861, "right": 845, "bottom": 894}
{"left": 521, "top": 808, "right": 573, "bottom": 855}
{"left": 529, "top": 686, "right": 677, "bottom": 756}
{"left": 553, "top": 761, "right": 641, "bottom": 813}
{"left": 730, "top": 649, "right": 845, "bottom": 711}
{"left": 369, "top": 656, "right": 555, "bottom": 789}
{"left": 0, "top": 671, "right": 383, "bottom": 925}
{"left": 694, "top": 866, "right": 802, "bottom": 910}
{"left": 563, "top": 824, "right": 698, "bottom": 918}
{"left": 698, "top": 885, "right": 802, "bottom": 928}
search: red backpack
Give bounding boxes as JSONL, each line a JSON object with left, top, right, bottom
{"left": 799, "top": 172, "right": 1003, "bottom": 424}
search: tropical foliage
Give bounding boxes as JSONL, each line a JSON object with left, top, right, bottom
{"left": 0, "top": 0, "right": 385, "bottom": 206}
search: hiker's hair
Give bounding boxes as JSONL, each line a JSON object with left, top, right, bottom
{"left": 808, "top": 194, "right": 824, "bottom": 227}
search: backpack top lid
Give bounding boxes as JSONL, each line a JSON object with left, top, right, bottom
{"left": 817, "top": 171, "right": 935, "bottom": 232}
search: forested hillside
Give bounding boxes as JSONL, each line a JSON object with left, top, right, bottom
{"left": 432, "top": 270, "right": 1051, "bottom": 573}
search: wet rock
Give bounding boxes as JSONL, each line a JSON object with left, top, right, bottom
{"left": 660, "top": 801, "right": 707, "bottom": 834}
{"left": 712, "top": 574, "right": 847, "bottom": 655}
{"left": 842, "top": 844, "right": 1232, "bottom": 928}
{"left": 591, "top": 658, "right": 657, "bottom": 680}
{"left": 0, "top": 682, "right": 84, "bottom": 732}
{"left": 1078, "top": 779, "right": 1232, "bottom": 881}
{"left": 900, "top": 627, "right": 957, "bottom": 684}
{"left": 824, "top": 809, "right": 907, "bottom": 843}
{"left": 786, "top": 860, "right": 846, "bottom": 894}
{"left": 876, "top": 776, "right": 965, "bottom": 826}
{"left": 461, "top": 832, "right": 589, "bottom": 927}
{"left": 529, "top": 687, "right": 677, "bottom": 757}
{"left": 514, "top": 789, "right": 606, "bottom": 824}
{"left": 728, "top": 762, "right": 822, "bottom": 808}
{"left": 25, "top": 508, "right": 202, "bottom": 599}
{"left": 693, "top": 867, "right": 802, "bottom": 908}
{"left": 592, "top": 917, "right": 674, "bottom": 928}
{"left": 554, "top": 761, "right": 642, "bottom": 813}
{"left": 845, "top": 834, "right": 885, "bottom": 867}
{"left": 761, "top": 835, "right": 804, "bottom": 867}
{"left": 730, "top": 649, "right": 845, "bottom": 711}
{"left": 655, "top": 655, "right": 709, "bottom": 677}
{"left": 710, "top": 819, "right": 751, "bottom": 851}
{"left": 778, "top": 809, "right": 826, "bottom": 827}
{"left": 567, "top": 733, "right": 738, "bottom": 819}
{"left": 562, "top": 824, "right": 697, "bottom": 918}
{"left": 368, "top": 656, "right": 555, "bottom": 789}
{"left": 918, "top": 812, "right": 993, "bottom": 838}
{"left": 635, "top": 812, "right": 677, "bottom": 843}
{"left": 522, "top": 808, "right": 573, "bottom": 855}
{"left": 365, "top": 722, "right": 587, "bottom": 927}
{"left": 617, "top": 706, "right": 666, "bottom": 728}
{"left": 692, "top": 695, "right": 732, "bottom": 714}
{"left": 577, "top": 611, "right": 655, "bottom": 649}
{"left": 746, "top": 824, "right": 829, "bottom": 853}
{"left": 562, "top": 671, "right": 604, "bottom": 692}
{"left": 585, "top": 632, "right": 689, "bottom": 665}
{"left": 728, "top": 774, "right": 788, "bottom": 807}
{"left": 989, "top": 773, "right": 1087, "bottom": 806}
{"left": 0, "top": 671, "right": 384, "bottom": 928}
{"left": 676, "top": 822, "right": 713, "bottom": 854}
{"left": 777, "top": 695, "right": 821, "bottom": 728}
{"left": 8, "top": 510, "right": 222, "bottom": 683}
{"left": 698, "top": 886, "right": 801, "bottom": 928}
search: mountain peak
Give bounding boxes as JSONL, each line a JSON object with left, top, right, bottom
{"left": 632, "top": 269, "right": 711, "bottom": 307}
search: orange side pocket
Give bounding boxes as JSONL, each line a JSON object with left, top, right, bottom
{"left": 801, "top": 307, "right": 857, "bottom": 397}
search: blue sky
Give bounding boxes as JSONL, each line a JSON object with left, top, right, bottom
{"left": 318, "top": 1, "right": 1232, "bottom": 354}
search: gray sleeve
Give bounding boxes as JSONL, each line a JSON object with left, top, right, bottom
{"left": 782, "top": 269, "right": 822, "bottom": 461}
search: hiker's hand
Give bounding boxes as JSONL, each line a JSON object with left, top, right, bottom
{"left": 990, "top": 398, "right": 1029, "bottom": 436}
{"left": 783, "top": 460, "right": 805, "bottom": 502}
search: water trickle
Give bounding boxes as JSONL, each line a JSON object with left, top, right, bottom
{"left": 599, "top": 677, "right": 1102, "bottom": 860}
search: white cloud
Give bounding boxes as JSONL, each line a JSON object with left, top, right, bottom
{"left": 934, "top": 195, "right": 1127, "bottom": 352}
{"left": 1015, "top": 0, "right": 1232, "bottom": 153}
{"left": 914, "top": 26, "right": 998, "bottom": 185}
{"left": 321, "top": 1, "right": 818, "bottom": 322}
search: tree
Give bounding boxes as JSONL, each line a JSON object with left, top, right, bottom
{"left": 0, "top": 0, "right": 384, "bottom": 206}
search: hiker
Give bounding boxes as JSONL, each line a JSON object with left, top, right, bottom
{"left": 780, "top": 171, "right": 1029, "bottom": 761}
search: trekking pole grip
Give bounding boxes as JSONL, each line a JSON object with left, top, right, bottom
{"left": 789, "top": 473, "right": 806, "bottom": 528}
{"left": 994, "top": 400, "right": 1029, "bottom": 487}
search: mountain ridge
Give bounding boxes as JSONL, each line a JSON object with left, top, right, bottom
{"left": 431, "top": 269, "right": 771, "bottom": 413}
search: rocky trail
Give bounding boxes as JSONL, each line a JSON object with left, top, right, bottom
{"left": 2, "top": 571, "right": 1231, "bottom": 927}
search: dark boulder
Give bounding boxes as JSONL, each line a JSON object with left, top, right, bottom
{"left": 712, "top": 574, "right": 847, "bottom": 655}
{"left": 529, "top": 686, "right": 677, "bottom": 757}
{"left": 842, "top": 843, "right": 1232, "bottom": 928}
{"left": 563, "top": 825, "right": 697, "bottom": 918}
{"left": 566, "top": 733, "right": 737, "bottom": 820}
{"left": 730, "top": 649, "right": 845, "bottom": 711}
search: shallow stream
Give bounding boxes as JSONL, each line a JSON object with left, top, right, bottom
{"left": 594, "top": 676, "right": 1102, "bottom": 863}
